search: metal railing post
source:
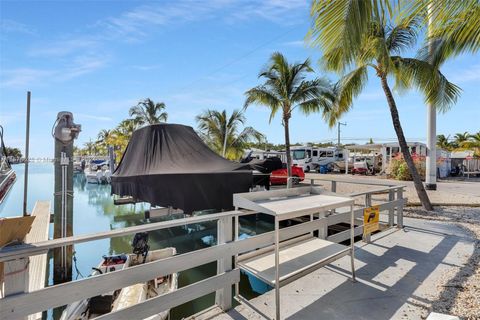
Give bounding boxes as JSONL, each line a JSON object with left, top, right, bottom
{"left": 331, "top": 180, "right": 337, "bottom": 193}
{"left": 216, "top": 216, "right": 233, "bottom": 310}
{"left": 365, "top": 193, "right": 372, "bottom": 207}
{"left": 363, "top": 193, "right": 372, "bottom": 243}
{"left": 388, "top": 189, "right": 395, "bottom": 227}
{"left": 396, "top": 188, "right": 404, "bottom": 228}
{"left": 317, "top": 211, "right": 328, "bottom": 239}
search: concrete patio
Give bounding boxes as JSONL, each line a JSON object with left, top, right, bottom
{"left": 192, "top": 216, "right": 477, "bottom": 320}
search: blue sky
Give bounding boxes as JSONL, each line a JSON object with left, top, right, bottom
{"left": 1, "top": 0, "right": 479, "bottom": 158}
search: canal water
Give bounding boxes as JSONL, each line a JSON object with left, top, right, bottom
{"left": 0, "top": 163, "right": 272, "bottom": 319}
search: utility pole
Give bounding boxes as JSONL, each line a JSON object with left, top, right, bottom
{"left": 425, "top": 2, "right": 437, "bottom": 190}
{"left": 53, "top": 112, "right": 81, "bottom": 284}
{"left": 337, "top": 122, "right": 346, "bottom": 147}
{"left": 23, "top": 91, "right": 31, "bottom": 216}
{"left": 222, "top": 124, "right": 229, "bottom": 158}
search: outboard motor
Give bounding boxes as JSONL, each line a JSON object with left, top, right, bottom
{"left": 132, "top": 232, "right": 150, "bottom": 263}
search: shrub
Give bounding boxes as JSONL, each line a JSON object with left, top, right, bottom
{"left": 387, "top": 153, "right": 426, "bottom": 181}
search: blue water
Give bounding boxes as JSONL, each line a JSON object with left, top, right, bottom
{"left": 0, "top": 163, "right": 270, "bottom": 319}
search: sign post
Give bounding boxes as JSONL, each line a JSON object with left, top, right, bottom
{"left": 363, "top": 205, "right": 380, "bottom": 237}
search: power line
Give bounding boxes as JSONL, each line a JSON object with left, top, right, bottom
{"left": 172, "top": 26, "right": 300, "bottom": 94}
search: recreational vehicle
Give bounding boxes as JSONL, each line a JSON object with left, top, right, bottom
{"left": 291, "top": 146, "right": 345, "bottom": 172}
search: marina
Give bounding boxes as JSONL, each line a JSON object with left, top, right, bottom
{"left": 1, "top": 1, "right": 479, "bottom": 319}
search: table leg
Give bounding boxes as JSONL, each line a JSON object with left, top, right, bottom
{"left": 275, "top": 216, "right": 280, "bottom": 319}
{"left": 350, "top": 204, "right": 356, "bottom": 282}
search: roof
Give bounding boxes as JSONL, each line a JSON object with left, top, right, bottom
{"left": 346, "top": 142, "right": 426, "bottom": 151}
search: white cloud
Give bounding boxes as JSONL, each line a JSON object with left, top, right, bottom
{"left": 29, "top": 38, "right": 98, "bottom": 57}
{"left": 0, "top": 54, "right": 108, "bottom": 88}
{"left": 0, "top": 19, "right": 35, "bottom": 35}
{"left": 449, "top": 64, "right": 480, "bottom": 83}
{"left": 1, "top": 68, "right": 55, "bottom": 88}
{"left": 357, "top": 90, "right": 385, "bottom": 102}
{"left": 74, "top": 113, "right": 113, "bottom": 122}
{"left": 130, "top": 64, "right": 163, "bottom": 71}
{"left": 282, "top": 40, "right": 306, "bottom": 47}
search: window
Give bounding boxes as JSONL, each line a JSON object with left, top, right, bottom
{"left": 292, "top": 150, "right": 306, "bottom": 160}
{"left": 326, "top": 151, "right": 334, "bottom": 157}
{"left": 338, "top": 153, "right": 343, "bottom": 159}
{"left": 312, "top": 150, "right": 318, "bottom": 157}
{"left": 319, "top": 151, "right": 327, "bottom": 157}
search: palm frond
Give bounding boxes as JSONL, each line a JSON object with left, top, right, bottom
{"left": 328, "top": 66, "right": 369, "bottom": 127}
{"left": 244, "top": 86, "right": 281, "bottom": 123}
{"left": 309, "top": 0, "right": 394, "bottom": 72}
{"left": 386, "top": 16, "right": 421, "bottom": 54}
{"left": 391, "top": 57, "right": 461, "bottom": 112}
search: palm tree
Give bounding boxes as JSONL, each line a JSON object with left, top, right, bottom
{"left": 436, "top": 134, "right": 452, "bottom": 150}
{"left": 453, "top": 132, "right": 470, "bottom": 147}
{"left": 196, "top": 109, "right": 264, "bottom": 160}
{"left": 410, "top": 0, "right": 479, "bottom": 67}
{"left": 244, "top": 52, "right": 335, "bottom": 179}
{"left": 464, "top": 131, "right": 480, "bottom": 153}
{"left": 110, "top": 119, "right": 139, "bottom": 160}
{"left": 97, "top": 129, "right": 111, "bottom": 144}
{"left": 84, "top": 140, "right": 96, "bottom": 156}
{"left": 309, "top": 1, "right": 479, "bottom": 68}
{"left": 115, "top": 119, "right": 138, "bottom": 137}
{"left": 311, "top": 13, "right": 460, "bottom": 211}
{"left": 129, "top": 98, "right": 168, "bottom": 126}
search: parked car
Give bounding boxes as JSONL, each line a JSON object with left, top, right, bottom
{"left": 270, "top": 165, "right": 305, "bottom": 185}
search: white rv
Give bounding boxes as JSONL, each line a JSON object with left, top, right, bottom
{"left": 291, "top": 146, "right": 345, "bottom": 172}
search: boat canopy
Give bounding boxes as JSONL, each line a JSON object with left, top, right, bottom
{"left": 111, "top": 123, "right": 253, "bottom": 213}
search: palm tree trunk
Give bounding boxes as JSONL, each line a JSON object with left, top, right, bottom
{"left": 283, "top": 116, "right": 293, "bottom": 180}
{"left": 380, "top": 75, "right": 434, "bottom": 211}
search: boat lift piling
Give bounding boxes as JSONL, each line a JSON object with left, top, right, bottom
{"left": 52, "top": 112, "right": 81, "bottom": 284}
{"left": 23, "top": 91, "right": 31, "bottom": 217}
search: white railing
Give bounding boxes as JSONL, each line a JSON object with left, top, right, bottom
{"left": 0, "top": 178, "right": 405, "bottom": 320}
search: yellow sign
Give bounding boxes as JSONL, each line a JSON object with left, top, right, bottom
{"left": 363, "top": 205, "right": 380, "bottom": 235}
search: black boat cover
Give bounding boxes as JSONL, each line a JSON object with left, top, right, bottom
{"left": 111, "top": 123, "right": 253, "bottom": 213}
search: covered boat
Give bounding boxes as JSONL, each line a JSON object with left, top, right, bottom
{"left": 111, "top": 123, "right": 253, "bottom": 214}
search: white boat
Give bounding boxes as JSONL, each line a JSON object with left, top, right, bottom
{"left": 85, "top": 169, "right": 103, "bottom": 184}
{"left": 60, "top": 254, "right": 130, "bottom": 320}
{"left": 61, "top": 248, "right": 177, "bottom": 320}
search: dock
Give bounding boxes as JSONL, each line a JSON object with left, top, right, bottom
{"left": 26, "top": 201, "right": 50, "bottom": 320}
{"left": 0, "top": 201, "right": 50, "bottom": 320}
{"left": 188, "top": 217, "right": 476, "bottom": 320}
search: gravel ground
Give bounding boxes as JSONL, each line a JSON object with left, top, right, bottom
{"left": 404, "top": 206, "right": 480, "bottom": 320}
{"left": 304, "top": 173, "right": 480, "bottom": 205}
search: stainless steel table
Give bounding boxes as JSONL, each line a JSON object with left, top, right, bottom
{"left": 233, "top": 186, "right": 356, "bottom": 319}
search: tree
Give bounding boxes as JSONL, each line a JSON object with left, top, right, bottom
{"left": 453, "top": 132, "right": 470, "bottom": 147}
{"left": 454, "top": 131, "right": 480, "bottom": 150}
{"left": 84, "top": 140, "right": 97, "bottom": 156}
{"left": 311, "top": 11, "right": 460, "bottom": 211}
{"left": 110, "top": 119, "right": 138, "bottom": 160}
{"left": 309, "top": 1, "right": 479, "bottom": 69}
{"left": 410, "top": 0, "right": 480, "bottom": 67}
{"left": 436, "top": 134, "right": 452, "bottom": 150}
{"left": 196, "top": 109, "right": 264, "bottom": 160}
{"left": 129, "top": 98, "right": 168, "bottom": 126}
{"left": 5, "top": 147, "right": 22, "bottom": 158}
{"left": 244, "top": 52, "right": 335, "bottom": 179}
